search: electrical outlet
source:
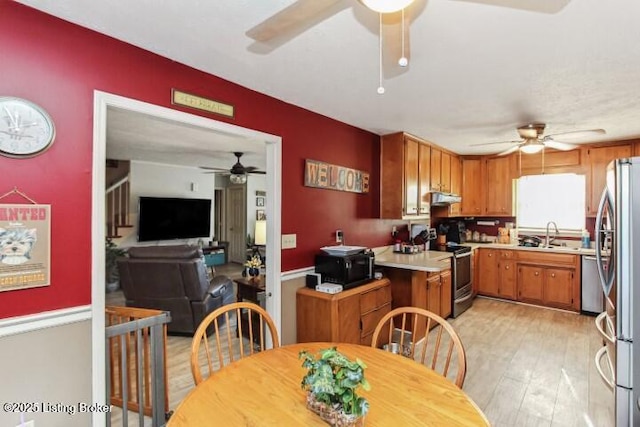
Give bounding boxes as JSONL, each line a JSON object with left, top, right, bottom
{"left": 16, "top": 420, "right": 34, "bottom": 427}
{"left": 336, "top": 230, "right": 343, "bottom": 243}
{"left": 282, "top": 234, "right": 297, "bottom": 249}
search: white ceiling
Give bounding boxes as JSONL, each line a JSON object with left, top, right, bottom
{"left": 17, "top": 0, "right": 640, "bottom": 160}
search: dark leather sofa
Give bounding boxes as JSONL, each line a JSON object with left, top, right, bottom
{"left": 117, "top": 245, "right": 234, "bottom": 335}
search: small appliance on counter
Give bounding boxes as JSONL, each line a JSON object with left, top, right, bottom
{"left": 313, "top": 247, "right": 374, "bottom": 290}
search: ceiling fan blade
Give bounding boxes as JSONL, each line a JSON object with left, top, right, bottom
{"left": 497, "top": 145, "right": 522, "bottom": 156}
{"left": 199, "top": 166, "right": 228, "bottom": 171}
{"left": 248, "top": 171, "right": 267, "bottom": 175}
{"left": 546, "top": 128, "right": 606, "bottom": 142}
{"left": 449, "top": 0, "right": 571, "bottom": 14}
{"left": 246, "top": 0, "right": 342, "bottom": 42}
{"left": 543, "top": 138, "right": 577, "bottom": 151}
{"left": 470, "top": 140, "right": 521, "bottom": 147}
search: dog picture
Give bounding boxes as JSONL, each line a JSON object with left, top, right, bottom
{"left": 0, "top": 227, "right": 38, "bottom": 265}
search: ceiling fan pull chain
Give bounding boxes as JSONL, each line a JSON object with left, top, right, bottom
{"left": 399, "top": 8, "right": 408, "bottom": 67}
{"left": 377, "top": 12, "right": 385, "bottom": 94}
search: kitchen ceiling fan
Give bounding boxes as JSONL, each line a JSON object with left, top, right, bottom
{"left": 200, "top": 152, "right": 265, "bottom": 184}
{"left": 472, "top": 123, "right": 606, "bottom": 156}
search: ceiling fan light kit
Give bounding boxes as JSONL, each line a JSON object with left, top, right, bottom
{"left": 229, "top": 173, "right": 248, "bottom": 184}
{"left": 360, "top": 0, "right": 415, "bottom": 13}
{"left": 519, "top": 140, "right": 545, "bottom": 154}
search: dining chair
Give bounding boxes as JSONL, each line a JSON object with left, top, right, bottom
{"left": 371, "top": 306, "right": 467, "bottom": 388}
{"left": 190, "top": 301, "right": 280, "bottom": 385}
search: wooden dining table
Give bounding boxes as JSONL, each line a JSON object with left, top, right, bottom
{"left": 168, "top": 342, "right": 490, "bottom": 426}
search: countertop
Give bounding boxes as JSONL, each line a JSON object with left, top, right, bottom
{"left": 373, "top": 246, "right": 452, "bottom": 272}
{"left": 460, "top": 242, "right": 597, "bottom": 256}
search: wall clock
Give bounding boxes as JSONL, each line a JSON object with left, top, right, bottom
{"left": 0, "top": 97, "right": 55, "bottom": 158}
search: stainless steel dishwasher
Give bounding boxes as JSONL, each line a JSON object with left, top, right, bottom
{"left": 581, "top": 255, "right": 603, "bottom": 315}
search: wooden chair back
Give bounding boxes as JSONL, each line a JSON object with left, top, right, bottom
{"left": 190, "top": 301, "right": 280, "bottom": 385}
{"left": 371, "top": 306, "right": 467, "bottom": 388}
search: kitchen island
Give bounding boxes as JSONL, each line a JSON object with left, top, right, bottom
{"left": 373, "top": 246, "right": 453, "bottom": 334}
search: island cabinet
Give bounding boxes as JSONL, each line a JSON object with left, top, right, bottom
{"left": 380, "top": 133, "right": 431, "bottom": 219}
{"left": 477, "top": 249, "right": 516, "bottom": 300}
{"left": 585, "top": 144, "right": 632, "bottom": 216}
{"left": 516, "top": 251, "right": 580, "bottom": 311}
{"left": 382, "top": 267, "right": 452, "bottom": 338}
{"left": 460, "top": 158, "right": 483, "bottom": 216}
{"left": 296, "top": 278, "right": 391, "bottom": 346}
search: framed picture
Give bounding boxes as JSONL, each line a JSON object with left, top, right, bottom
{"left": 256, "top": 210, "right": 266, "bottom": 221}
{"left": 256, "top": 196, "right": 265, "bottom": 207}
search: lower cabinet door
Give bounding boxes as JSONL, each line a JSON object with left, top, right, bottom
{"left": 518, "top": 265, "right": 544, "bottom": 304}
{"left": 543, "top": 268, "right": 574, "bottom": 309}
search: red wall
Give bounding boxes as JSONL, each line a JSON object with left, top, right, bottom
{"left": 0, "top": 2, "right": 396, "bottom": 318}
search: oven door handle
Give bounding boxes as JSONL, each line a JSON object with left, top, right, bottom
{"left": 455, "top": 292, "right": 474, "bottom": 304}
{"left": 595, "top": 346, "right": 615, "bottom": 390}
{"left": 453, "top": 251, "right": 472, "bottom": 259}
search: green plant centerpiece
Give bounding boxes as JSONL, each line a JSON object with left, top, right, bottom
{"left": 299, "top": 347, "right": 370, "bottom": 426}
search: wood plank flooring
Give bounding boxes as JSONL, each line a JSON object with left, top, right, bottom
{"left": 450, "top": 297, "right": 614, "bottom": 427}
{"left": 108, "top": 270, "right": 614, "bottom": 427}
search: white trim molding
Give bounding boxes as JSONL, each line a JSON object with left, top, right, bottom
{"left": 281, "top": 266, "right": 315, "bottom": 282}
{"left": 0, "top": 305, "right": 91, "bottom": 339}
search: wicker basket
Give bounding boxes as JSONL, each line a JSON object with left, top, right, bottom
{"left": 306, "top": 393, "right": 365, "bottom": 427}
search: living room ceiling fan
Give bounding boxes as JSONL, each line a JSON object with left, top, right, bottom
{"left": 200, "top": 152, "right": 265, "bottom": 184}
{"left": 471, "top": 123, "right": 606, "bottom": 156}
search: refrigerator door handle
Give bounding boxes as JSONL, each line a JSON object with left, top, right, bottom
{"left": 595, "top": 346, "right": 616, "bottom": 390}
{"left": 594, "top": 187, "right": 614, "bottom": 296}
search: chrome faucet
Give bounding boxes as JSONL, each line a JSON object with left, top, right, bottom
{"left": 545, "top": 221, "right": 559, "bottom": 247}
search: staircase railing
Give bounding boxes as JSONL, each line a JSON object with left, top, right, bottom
{"left": 106, "top": 176, "right": 131, "bottom": 238}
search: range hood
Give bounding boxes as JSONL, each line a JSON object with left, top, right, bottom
{"left": 431, "top": 192, "right": 462, "bottom": 206}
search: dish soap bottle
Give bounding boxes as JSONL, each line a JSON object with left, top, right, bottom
{"left": 581, "top": 229, "right": 591, "bottom": 249}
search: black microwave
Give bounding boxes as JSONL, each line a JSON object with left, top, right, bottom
{"left": 313, "top": 252, "right": 374, "bottom": 289}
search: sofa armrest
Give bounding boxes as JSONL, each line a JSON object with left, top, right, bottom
{"left": 208, "top": 275, "right": 232, "bottom": 298}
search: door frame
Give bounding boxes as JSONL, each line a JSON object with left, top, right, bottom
{"left": 91, "top": 90, "right": 282, "bottom": 423}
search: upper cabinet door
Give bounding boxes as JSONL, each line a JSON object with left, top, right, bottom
{"left": 449, "top": 156, "right": 461, "bottom": 216}
{"left": 440, "top": 152, "right": 451, "bottom": 193}
{"left": 404, "top": 138, "right": 420, "bottom": 216}
{"left": 418, "top": 143, "right": 431, "bottom": 215}
{"left": 587, "top": 144, "right": 632, "bottom": 216}
{"left": 484, "top": 156, "right": 515, "bottom": 216}
{"left": 430, "top": 147, "right": 442, "bottom": 192}
{"left": 460, "top": 158, "right": 483, "bottom": 216}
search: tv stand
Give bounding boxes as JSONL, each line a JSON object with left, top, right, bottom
{"left": 202, "top": 242, "right": 229, "bottom": 265}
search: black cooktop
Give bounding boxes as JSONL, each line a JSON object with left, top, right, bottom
{"left": 432, "top": 242, "right": 472, "bottom": 255}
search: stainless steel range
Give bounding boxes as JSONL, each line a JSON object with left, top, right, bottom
{"left": 433, "top": 243, "right": 473, "bottom": 317}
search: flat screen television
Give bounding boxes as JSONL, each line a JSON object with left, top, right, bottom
{"left": 137, "top": 196, "right": 212, "bottom": 242}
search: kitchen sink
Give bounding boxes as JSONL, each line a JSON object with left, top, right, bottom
{"left": 538, "top": 245, "right": 580, "bottom": 252}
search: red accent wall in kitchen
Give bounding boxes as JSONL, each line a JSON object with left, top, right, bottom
{"left": 0, "top": 2, "right": 395, "bottom": 318}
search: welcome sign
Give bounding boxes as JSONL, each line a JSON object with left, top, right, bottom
{"left": 304, "top": 159, "right": 369, "bottom": 194}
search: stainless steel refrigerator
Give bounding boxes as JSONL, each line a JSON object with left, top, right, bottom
{"left": 594, "top": 157, "right": 640, "bottom": 426}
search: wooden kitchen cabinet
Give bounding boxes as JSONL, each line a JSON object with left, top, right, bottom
{"left": 460, "top": 158, "right": 483, "bottom": 216}
{"left": 448, "top": 156, "right": 462, "bottom": 216}
{"left": 484, "top": 156, "right": 515, "bottom": 216}
{"left": 383, "top": 267, "right": 452, "bottom": 337}
{"left": 430, "top": 147, "right": 452, "bottom": 193}
{"left": 380, "top": 133, "right": 430, "bottom": 219}
{"left": 516, "top": 251, "right": 580, "bottom": 311}
{"left": 586, "top": 144, "right": 632, "bottom": 216}
{"left": 517, "top": 265, "right": 544, "bottom": 304}
{"left": 477, "top": 249, "right": 516, "bottom": 300}
{"left": 296, "top": 279, "right": 392, "bottom": 346}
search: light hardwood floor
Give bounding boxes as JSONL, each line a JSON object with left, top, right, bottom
{"left": 108, "top": 274, "right": 614, "bottom": 427}
{"left": 450, "top": 297, "right": 614, "bottom": 427}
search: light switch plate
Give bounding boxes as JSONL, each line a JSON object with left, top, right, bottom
{"left": 282, "top": 234, "right": 297, "bottom": 249}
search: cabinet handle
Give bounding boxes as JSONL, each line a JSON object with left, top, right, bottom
{"left": 534, "top": 271, "right": 539, "bottom": 276}
{"left": 488, "top": 253, "right": 492, "bottom": 257}
{"left": 505, "top": 265, "right": 509, "bottom": 270}
{"left": 551, "top": 273, "right": 556, "bottom": 278}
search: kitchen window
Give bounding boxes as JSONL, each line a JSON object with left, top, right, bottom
{"left": 516, "top": 173, "right": 585, "bottom": 234}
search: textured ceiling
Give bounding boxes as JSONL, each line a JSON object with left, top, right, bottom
{"left": 17, "top": 0, "right": 640, "bottom": 163}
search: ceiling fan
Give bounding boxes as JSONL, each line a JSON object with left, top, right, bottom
{"left": 472, "top": 123, "right": 606, "bottom": 156}
{"left": 200, "top": 152, "right": 266, "bottom": 184}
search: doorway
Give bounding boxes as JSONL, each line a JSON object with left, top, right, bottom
{"left": 91, "top": 91, "right": 282, "bottom": 422}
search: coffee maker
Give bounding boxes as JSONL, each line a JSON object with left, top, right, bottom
{"left": 445, "top": 220, "right": 467, "bottom": 243}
